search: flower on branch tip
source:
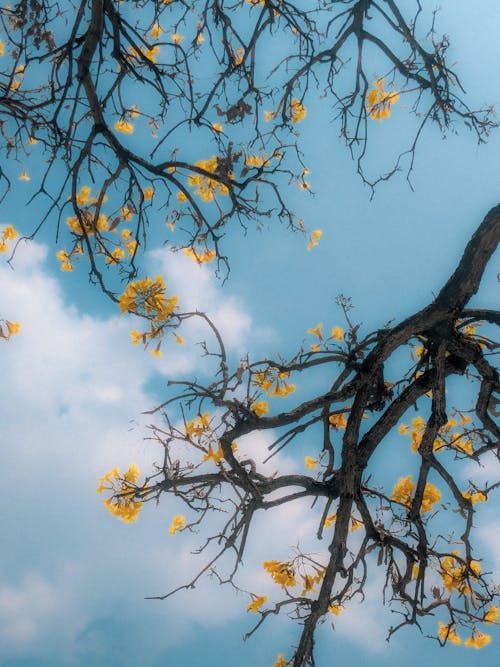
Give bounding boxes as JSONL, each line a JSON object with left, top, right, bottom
{"left": 115, "top": 119, "right": 134, "bottom": 134}
{"left": 304, "top": 456, "right": 317, "bottom": 469}
{"left": 464, "top": 631, "right": 491, "bottom": 649}
{"left": 484, "top": 606, "right": 499, "bottom": 624}
{"left": 151, "top": 23, "right": 163, "bottom": 39}
{"left": 350, "top": 517, "right": 363, "bottom": 532}
{"left": 18, "top": 169, "right": 30, "bottom": 181}
{"left": 390, "top": 475, "right": 441, "bottom": 513}
{"left": 212, "top": 123, "right": 223, "bottom": 132}
{"left": 324, "top": 513, "right": 336, "bottom": 528}
{"left": 0, "top": 40, "right": 4, "bottom": 56}
{"left": 97, "top": 464, "right": 143, "bottom": 523}
{"left": 328, "top": 603, "right": 342, "bottom": 616}
{"left": 263, "top": 560, "right": 296, "bottom": 589}
{"left": 290, "top": 98, "right": 307, "bottom": 123}
{"left": 202, "top": 443, "right": 224, "bottom": 464}
{"left": 183, "top": 246, "right": 217, "bottom": 264}
{"left": 366, "top": 78, "right": 399, "bottom": 120}
{"left": 462, "top": 489, "right": 487, "bottom": 504}
{"left": 307, "top": 229, "right": 322, "bottom": 251}
{"left": 172, "top": 33, "right": 184, "bottom": 44}
{"left": 143, "top": 187, "right": 154, "bottom": 201}
{"left": 438, "top": 621, "right": 462, "bottom": 646}
{"left": 252, "top": 400, "right": 269, "bottom": 418}
{"left": 173, "top": 332, "right": 184, "bottom": 345}
{"left": 273, "top": 654, "right": 291, "bottom": 667}
{"left": 307, "top": 323, "right": 323, "bottom": 340}
{"left": 246, "top": 595, "right": 267, "bottom": 613}
{"left": 329, "top": 413, "right": 347, "bottom": 430}
{"left": 2, "top": 225, "right": 18, "bottom": 241}
{"left": 330, "top": 326, "right": 344, "bottom": 341}
{"left": 169, "top": 514, "right": 185, "bottom": 535}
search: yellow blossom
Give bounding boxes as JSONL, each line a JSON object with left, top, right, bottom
{"left": 172, "top": 33, "right": 184, "bottom": 44}
{"left": 97, "top": 464, "right": 143, "bottom": 523}
{"left": 173, "top": 332, "right": 184, "bottom": 344}
{"left": 6, "top": 321, "right": 21, "bottom": 336}
{"left": 350, "top": 517, "right": 363, "bottom": 532}
{"left": 130, "top": 329, "right": 143, "bottom": 346}
{"left": 150, "top": 345, "right": 162, "bottom": 358}
{"left": 196, "top": 33, "right": 205, "bottom": 44}
{"left": 28, "top": 136, "right": 38, "bottom": 145}
{"left": 183, "top": 246, "right": 217, "bottom": 263}
{"left": 264, "top": 110, "right": 275, "bottom": 122}
{"left": 212, "top": 123, "right": 223, "bottom": 132}
{"left": 202, "top": 443, "right": 224, "bottom": 464}
{"left": 115, "top": 119, "right": 134, "bottom": 134}
{"left": 126, "top": 240, "right": 138, "bottom": 256}
{"left": 143, "top": 187, "right": 154, "bottom": 200}
{"left": 307, "top": 229, "right": 322, "bottom": 251}
{"left": 307, "top": 323, "right": 323, "bottom": 339}
{"left": 0, "top": 40, "right": 4, "bottom": 56}
{"left": 328, "top": 603, "right": 342, "bottom": 616}
{"left": 75, "top": 185, "right": 91, "bottom": 206}
{"left": 329, "top": 413, "right": 347, "bottom": 430}
{"left": 305, "top": 456, "right": 317, "bottom": 469}
{"left": 366, "top": 78, "right": 399, "bottom": 120}
{"left": 310, "top": 343, "right": 320, "bottom": 352}
{"left": 330, "top": 326, "right": 344, "bottom": 341}
{"left": 246, "top": 595, "right": 267, "bottom": 613}
{"left": 2, "top": 225, "right": 18, "bottom": 240}
{"left": 252, "top": 400, "right": 269, "bottom": 418}
{"left": 177, "top": 191, "right": 188, "bottom": 202}
{"left": 324, "top": 513, "right": 336, "bottom": 528}
{"left": 438, "top": 621, "right": 462, "bottom": 646}
{"left": 0, "top": 241, "right": 8, "bottom": 252}
{"left": 484, "top": 606, "right": 499, "bottom": 624}
{"left": 186, "top": 412, "right": 211, "bottom": 439}
{"left": 151, "top": 23, "right": 163, "bottom": 38}
{"left": 273, "top": 654, "right": 290, "bottom": 667}
{"left": 18, "top": 169, "right": 30, "bottom": 181}
{"left": 169, "top": 514, "right": 185, "bottom": 535}
{"left": 464, "top": 631, "right": 491, "bottom": 649}
{"left": 290, "top": 98, "right": 307, "bottom": 123}
{"left": 263, "top": 560, "right": 296, "bottom": 589}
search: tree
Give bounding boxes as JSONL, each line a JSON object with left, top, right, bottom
{"left": 1, "top": 2, "right": 498, "bottom": 666}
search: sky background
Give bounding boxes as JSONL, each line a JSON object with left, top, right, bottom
{"left": 1, "top": 2, "right": 499, "bottom": 666}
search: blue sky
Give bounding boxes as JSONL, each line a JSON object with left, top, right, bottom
{"left": 1, "top": 2, "right": 499, "bottom": 666}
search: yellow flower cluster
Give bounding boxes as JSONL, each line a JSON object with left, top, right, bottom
{"left": 464, "top": 631, "right": 491, "bottom": 649}
{"left": 202, "top": 443, "right": 224, "bottom": 464}
{"left": 115, "top": 119, "right": 135, "bottom": 134}
{"left": 186, "top": 412, "right": 211, "bottom": 440}
{"left": 398, "top": 414, "right": 474, "bottom": 455}
{"left": 323, "top": 513, "right": 363, "bottom": 532}
{"left": 328, "top": 413, "right": 347, "bottom": 430}
{"left": 304, "top": 456, "right": 317, "bottom": 469}
{"left": 56, "top": 246, "right": 84, "bottom": 272}
{"left": 390, "top": 475, "right": 441, "bottom": 513}
{"left": 169, "top": 514, "right": 185, "bottom": 535}
{"left": 438, "top": 621, "right": 462, "bottom": 645}
{"left": 0, "top": 225, "right": 18, "bottom": 253}
{"left": 263, "top": 560, "right": 297, "bottom": 589}
{"left": 300, "top": 569, "right": 325, "bottom": 595}
{"left": 462, "top": 489, "right": 487, "bottom": 504}
{"left": 439, "top": 551, "right": 481, "bottom": 595}
{"left": 183, "top": 244, "right": 217, "bottom": 264}
{"left": 186, "top": 157, "right": 229, "bottom": 202}
{"left": 246, "top": 594, "right": 267, "bottom": 613}
{"left": 96, "top": 464, "right": 143, "bottom": 523}
{"left": 0, "top": 319, "right": 21, "bottom": 341}
{"left": 307, "top": 323, "right": 344, "bottom": 351}
{"left": 272, "top": 654, "right": 290, "bottom": 667}
{"left": 252, "top": 368, "right": 296, "bottom": 398}
{"left": 290, "top": 98, "right": 307, "bottom": 123}
{"left": 366, "top": 78, "right": 399, "bottom": 120}
{"left": 251, "top": 400, "right": 269, "bottom": 417}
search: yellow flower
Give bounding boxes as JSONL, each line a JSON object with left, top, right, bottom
{"left": 121, "top": 206, "right": 133, "bottom": 221}
{"left": 438, "top": 621, "right": 462, "bottom": 646}
{"left": 130, "top": 329, "right": 143, "bottom": 346}
{"left": 28, "top": 136, "right": 38, "bottom": 145}
{"left": 150, "top": 345, "right": 162, "bottom": 358}
{"left": 324, "top": 513, "right": 336, "bottom": 528}
{"left": 329, "top": 413, "right": 347, "bottom": 430}
{"left": 173, "top": 332, "right": 184, "bottom": 345}
{"left": 115, "top": 119, "right": 134, "bottom": 134}
{"left": 484, "top": 606, "right": 499, "bottom": 624}
{"left": 252, "top": 400, "right": 269, "bottom": 418}
{"left": 143, "top": 187, "right": 154, "bottom": 200}
{"left": 264, "top": 110, "right": 275, "bottom": 122}
{"left": 2, "top": 225, "right": 18, "bottom": 240}
{"left": 172, "top": 33, "right": 184, "bottom": 44}
{"left": 328, "top": 603, "right": 342, "bottom": 616}
{"left": 330, "top": 326, "right": 344, "bottom": 341}
{"left": 169, "top": 514, "right": 185, "bottom": 535}
{"left": 0, "top": 40, "right": 4, "bottom": 56}
{"left": 307, "top": 323, "right": 323, "bottom": 340}
{"left": 272, "top": 654, "right": 290, "bottom": 667}
{"left": 6, "top": 321, "right": 21, "bottom": 336}
{"left": 212, "top": 123, "right": 223, "bottom": 132}
{"left": 106, "top": 247, "right": 126, "bottom": 263}
{"left": 310, "top": 343, "right": 320, "bottom": 352}
{"left": 304, "top": 456, "right": 317, "bottom": 469}
{"left": 290, "top": 98, "right": 307, "bottom": 123}
{"left": 127, "top": 240, "right": 138, "bottom": 256}
{"left": 246, "top": 595, "right": 267, "bottom": 613}
{"left": 464, "top": 631, "right": 491, "bottom": 649}
{"left": 18, "top": 169, "right": 30, "bottom": 181}
{"left": 196, "top": 33, "right": 205, "bottom": 44}
{"left": 350, "top": 517, "right": 363, "bottom": 532}
{"left": 177, "top": 191, "right": 188, "bottom": 202}
{"left": 263, "top": 560, "right": 296, "bottom": 588}
{"left": 398, "top": 424, "right": 408, "bottom": 434}
{"left": 390, "top": 475, "right": 441, "bottom": 513}
{"left": 151, "top": 23, "right": 163, "bottom": 38}
{"left": 366, "top": 78, "right": 399, "bottom": 120}
{"left": 202, "top": 443, "right": 224, "bottom": 464}
{"left": 307, "top": 228, "right": 322, "bottom": 251}
{"left": 75, "top": 185, "right": 91, "bottom": 206}
{"left": 0, "top": 241, "right": 8, "bottom": 252}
